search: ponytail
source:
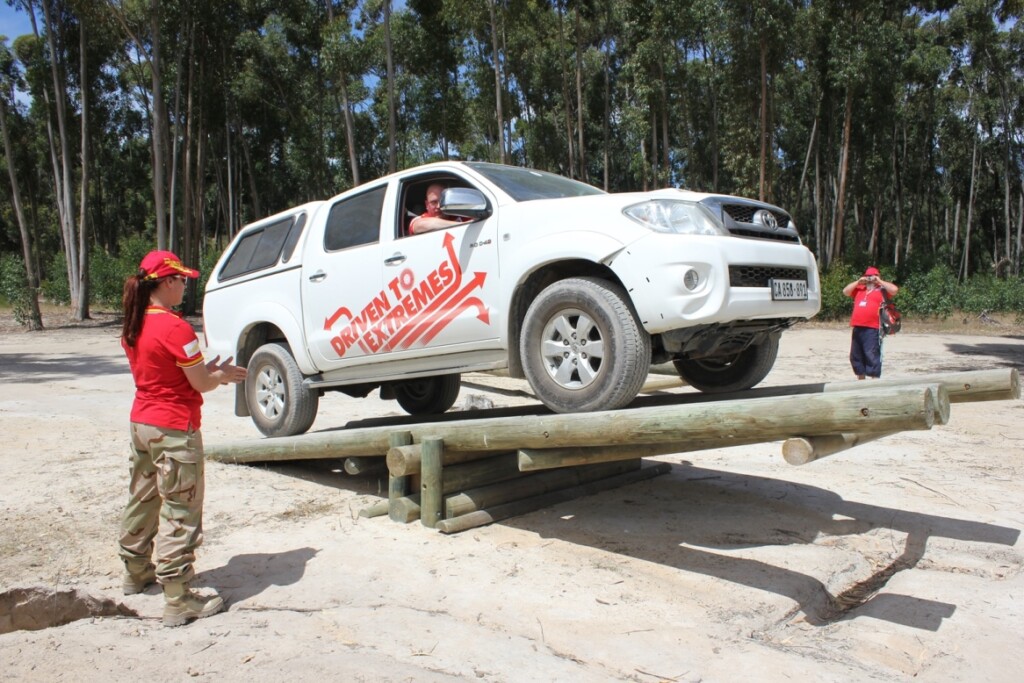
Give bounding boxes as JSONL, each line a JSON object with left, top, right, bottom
{"left": 121, "top": 271, "right": 156, "bottom": 347}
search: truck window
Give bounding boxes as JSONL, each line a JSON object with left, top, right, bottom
{"left": 218, "top": 214, "right": 304, "bottom": 281}
{"left": 324, "top": 185, "right": 386, "bottom": 251}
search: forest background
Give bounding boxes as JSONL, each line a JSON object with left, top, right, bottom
{"left": 1, "top": 0, "right": 1023, "bottom": 330}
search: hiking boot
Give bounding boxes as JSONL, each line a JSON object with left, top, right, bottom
{"left": 162, "top": 582, "right": 225, "bottom": 627}
{"left": 122, "top": 563, "right": 157, "bottom": 595}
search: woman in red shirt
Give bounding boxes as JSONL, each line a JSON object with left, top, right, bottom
{"left": 119, "top": 250, "right": 246, "bottom": 627}
{"left": 842, "top": 266, "right": 900, "bottom": 379}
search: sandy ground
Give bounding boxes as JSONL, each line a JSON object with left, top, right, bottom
{"left": 0, "top": 318, "right": 1022, "bottom": 682}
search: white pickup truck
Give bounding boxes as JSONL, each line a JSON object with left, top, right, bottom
{"left": 203, "top": 161, "right": 820, "bottom": 437}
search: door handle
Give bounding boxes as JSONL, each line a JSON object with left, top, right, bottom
{"left": 384, "top": 254, "right": 407, "bottom": 266}
{"left": 308, "top": 270, "right": 327, "bottom": 283}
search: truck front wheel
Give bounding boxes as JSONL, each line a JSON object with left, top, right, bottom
{"left": 246, "top": 343, "right": 319, "bottom": 437}
{"left": 672, "top": 335, "right": 779, "bottom": 393}
{"left": 520, "top": 277, "right": 651, "bottom": 413}
{"left": 392, "top": 374, "right": 462, "bottom": 415}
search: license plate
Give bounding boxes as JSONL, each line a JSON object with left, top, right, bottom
{"left": 770, "top": 278, "right": 808, "bottom": 301}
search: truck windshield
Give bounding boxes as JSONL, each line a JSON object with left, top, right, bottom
{"left": 466, "top": 162, "right": 605, "bottom": 202}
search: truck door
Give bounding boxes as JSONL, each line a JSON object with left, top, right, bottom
{"left": 302, "top": 184, "right": 388, "bottom": 368}
{"left": 382, "top": 188, "right": 501, "bottom": 357}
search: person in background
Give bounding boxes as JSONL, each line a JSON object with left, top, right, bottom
{"left": 119, "top": 250, "right": 247, "bottom": 627}
{"left": 842, "top": 266, "right": 900, "bottom": 379}
{"left": 409, "top": 182, "right": 468, "bottom": 234}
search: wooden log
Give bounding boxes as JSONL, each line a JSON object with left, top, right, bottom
{"left": 389, "top": 494, "right": 421, "bottom": 524}
{"left": 436, "top": 463, "right": 673, "bottom": 534}
{"left": 343, "top": 456, "right": 386, "bottom": 476}
{"left": 358, "top": 499, "right": 390, "bottom": 518}
{"left": 640, "top": 376, "right": 685, "bottom": 393}
{"left": 388, "top": 431, "right": 413, "bottom": 523}
{"left": 442, "top": 453, "right": 523, "bottom": 492}
{"left": 823, "top": 368, "right": 1019, "bottom": 403}
{"left": 386, "top": 445, "right": 496, "bottom": 477}
{"left": 519, "top": 443, "right": 703, "bottom": 471}
{"left": 445, "top": 460, "right": 640, "bottom": 519}
{"left": 207, "top": 384, "right": 947, "bottom": 465}
{"left": 420, "top": 437, "right": 444, "bottom": 528}
{"left": 781, "top": 432, "right": 898, "bottom": 466}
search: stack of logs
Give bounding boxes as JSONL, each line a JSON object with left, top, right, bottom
{"left": 205, "top": 368, "right": 1019, "bottom": 534}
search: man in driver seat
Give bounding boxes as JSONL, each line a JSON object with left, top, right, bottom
{"left": 409, "top": 182, "right": 469, "bottom": 234}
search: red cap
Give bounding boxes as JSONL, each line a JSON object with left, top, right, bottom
{"left": 139, "top": 250, "right": 200, "bottom": 280}
{"left": 864, "top": 267, "right": 880, "bottom": 276}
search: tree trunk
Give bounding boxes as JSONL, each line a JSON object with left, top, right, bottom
{"left": 602, "top": 11, "right": 611, "bottom": 191}
{"left": 76, "top": 17, "right": 90, "bottom": 320}
{"left": 960, "top": 139, "right": 978, "bottom": 281}
{"left": 0, "top": 94, "right": 44, "bottom": 330}
{"left": 36, "top": 0, "right": 80, "bottom": 311}
{"left": 831, "top": 89, "right": 854, "bottom": 266}
{"left": 556, "top": 3, "right": 574, "bottom": 176}
{"left": 574, "top": 5, "right": 586, "bottom": 182}
{"left": 149, "top": 0, "right": 170, "bottom": 249}
{"left": 384, "top": 0, "right": 397, "bottom": 172}
{"left": 488, "top": 0, "right": 506, "bottom": 164}
{"left": 340, "top": 76, "right": 359, "bottom": 185}
{"left": 758, "top": 35, "right": 768, "bottom": 202}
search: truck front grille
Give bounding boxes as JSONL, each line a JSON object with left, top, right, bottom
{"left": 729, "top": 266, "right": 808, "bottom": 288}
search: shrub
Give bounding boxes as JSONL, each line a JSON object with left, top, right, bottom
{"left": 817, "top": 263, "right": 858, "bottom": 320}
{"left": 39, "top": 251, "right": 70, "bottom": 305}
{"left": 0, "top": 253, "right": 33, "bottom": 324}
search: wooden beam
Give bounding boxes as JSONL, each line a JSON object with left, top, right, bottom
{"left": 388, "top": 431, "right": 413, "bottom": 523}
{"left": 436, "top": 463, "right": 673, "bottom": 534}
{"left": 386, "top": 445, "right": 496, "bottom": 477}
{"left": 444, "top": 460, "right": 640, "bottom": 519}
{"left": 781, "top": 431, "right": 898, "bottom": 465}
{"left": 343, "top": 456, "right": 386, "bottom": 476}
{"left": 420, "top": 437, "right": 444, "bottom": 528}
{"left": 207, "top": 384, "right": 948, "bottom": 464}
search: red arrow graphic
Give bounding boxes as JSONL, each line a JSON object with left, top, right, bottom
{"left": 324, "top": 306, "right": 353, "bottom": 331}
{"left": 419, "top": 296, "right": 490, "bottom": 346}
{"left": 384, "top": 234, "right": 466, "bottom": 350}
{"left": 399, "top": 271, "right": 487, "bottom": 349}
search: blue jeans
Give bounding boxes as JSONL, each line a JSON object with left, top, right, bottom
{"left": 850, "top": 326, "right": 882, "bottom": 378}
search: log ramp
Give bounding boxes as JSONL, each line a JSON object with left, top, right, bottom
{"left": 205, "top": 368, "right": 1019, "bottom": 533}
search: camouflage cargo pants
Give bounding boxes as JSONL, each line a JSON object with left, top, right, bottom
{"left": 118, "top": 422, "right": 205, "bottom": 584}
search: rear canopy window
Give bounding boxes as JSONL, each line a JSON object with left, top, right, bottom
{"left": 324, "top": 185, "right": 386, "bottom": 251}
{"left": 218, "top": 214, "right": 305, "bottom": 281}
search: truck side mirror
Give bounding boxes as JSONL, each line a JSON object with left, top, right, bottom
{"left": 440, "top": 188, "right": 492, "bottom": 221}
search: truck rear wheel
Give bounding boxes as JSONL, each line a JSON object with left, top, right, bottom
{"left": 672, "top": 335, "right": 779, "bottom": 393}
{"left": 246, "top": 343, "right": 319, "bottom": 437}
{"left": 393, "top": 374, "right": 462, "bottom": 415}
{"left": 520, "top": 277, "right": 651, "bottom": 413}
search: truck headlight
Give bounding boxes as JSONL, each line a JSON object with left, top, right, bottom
{"left": 623, "top": 200, "right": 727, "bottom": 236}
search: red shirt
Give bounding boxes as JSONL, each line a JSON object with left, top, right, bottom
{"left": 122, "top": 306, "right": 205, "bottom": 430}
{"left": 850, "top": 286, "right": 886, "bottom": 329}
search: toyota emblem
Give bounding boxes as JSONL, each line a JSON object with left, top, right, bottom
{"left": 755, "top": 209, "right": 778, "bottom": 230}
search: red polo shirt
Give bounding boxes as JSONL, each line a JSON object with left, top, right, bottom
{"left": 850, "top": 286, "right": 885, "bottom": 329}
{"left": 122, "top": 306, "right": 205, "bottom": 430}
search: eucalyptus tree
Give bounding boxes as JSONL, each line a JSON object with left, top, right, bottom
{"left": 0, "top": 37, "right": 43, "bottom": 329}
{"left": 323, "top": 0, "right": 366, "bottom": 185}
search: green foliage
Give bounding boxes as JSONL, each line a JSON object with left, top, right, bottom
{"left": 898, "top": 265, "right": 958, "bottom": 318}
{"left": 818, "top": 262, "right": 859, "bottom": 320}
{"left": 89, "top": 236, "right": 154, "bottom": 307}
{"left": 820, "top": 263, "right": 1024, "bottom": 321}
{"left": 2, "top": 1, "right": 1024, "bottom": 315}
{"left": 0, "top": 252, "right": 32, "bottom": 323}
{"left": 40, "top": 251, "right": 69, "bottom": 305}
